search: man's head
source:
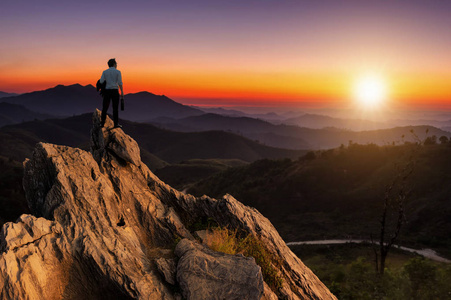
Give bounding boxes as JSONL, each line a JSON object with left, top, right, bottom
{"left": 107, "top": 58, "right": 117, "bottom": 68}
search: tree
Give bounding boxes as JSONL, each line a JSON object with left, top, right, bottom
{"left": 439, "top": 135, "right": 449, "bottom": 144}
{"left": 424, "top": 135, "right": 437, "bottom": 145}
{"left": 371, "top": 142, "right": 418, "bottom": 275}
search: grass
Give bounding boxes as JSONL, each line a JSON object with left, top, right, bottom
{"left": 203, "top": 227, "right": 283, "bottom": 291}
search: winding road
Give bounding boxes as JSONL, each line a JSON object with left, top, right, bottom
{"left": 286, "top": 239, "right": 450, "bottom": 263}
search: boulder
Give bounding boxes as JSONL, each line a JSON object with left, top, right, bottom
{"left": 175, "top": 238, "right": 264, "bottom": 300}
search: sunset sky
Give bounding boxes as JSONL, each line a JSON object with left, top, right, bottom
{"left": 1, "top": 0, "right": 450, "bottom": 108}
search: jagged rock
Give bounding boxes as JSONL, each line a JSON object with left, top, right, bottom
{"left": 194, "top": 229, "right": 208, "bottom": 242}
{"left": 262, "top": 282, "right": 279, "bottom": 300}
{"left": 175, "top": 238, "right": 264, "bottom": 300}
{"left": 0, "top": 215, "right": 59, "bottom": 252}
{"left": 0, "top": 110, "right": 336, "bottom": 299}
{"left": 90, "top": 110, "right": 141, "bottom": 165}
{"left": 155, "top": 258, "right": 177, "bottom": 285}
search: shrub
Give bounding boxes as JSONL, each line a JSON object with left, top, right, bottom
{"left": 205, "top": 228, "right": 239, "bottom": 255}
{"left": 204, "top": 227, "right": 284, "bottom": 291}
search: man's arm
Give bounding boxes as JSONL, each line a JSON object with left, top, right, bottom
{"left": 118, "top": 71, "right": 123, "bottom": 97}
{"left": 119, "top": 85, "right": 124, "bottom": 98}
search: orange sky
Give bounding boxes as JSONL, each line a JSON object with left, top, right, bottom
{"left": 1, "top": 1, "right": 451, "bottom": 108}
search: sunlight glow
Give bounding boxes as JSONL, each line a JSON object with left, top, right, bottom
{"left": 353, "top": 74, "right": 387, "bottom": 109}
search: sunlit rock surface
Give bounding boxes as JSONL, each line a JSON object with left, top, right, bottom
{"left": 0, "top": 110, "right": 336, "bottom": 300}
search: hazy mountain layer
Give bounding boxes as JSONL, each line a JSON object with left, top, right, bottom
{"left": 0, "top": 92, "right": 19, "bottom": 98}
{"left": 151, "top": 113, "right": 451, "bottom": 150}
{"left": 0, "top": 102, "right": 54, "bottom": 127}
{"left": 0, "top": 113, "right": 305, "bottom": 167}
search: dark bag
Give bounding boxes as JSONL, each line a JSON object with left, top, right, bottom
{"left": 96, "top": 80, "right": 106, "bottom": 96}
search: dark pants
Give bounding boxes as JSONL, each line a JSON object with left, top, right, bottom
{"left": 101, "top": 89, "right": 119, "bottom": 126}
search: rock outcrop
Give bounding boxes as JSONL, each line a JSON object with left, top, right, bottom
{"left": 0, "top": 110, "right": 336, "bottom": 300}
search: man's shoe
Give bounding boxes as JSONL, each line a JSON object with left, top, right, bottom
{"left": 113, "top": 124, "right": 122, "bottom": 129}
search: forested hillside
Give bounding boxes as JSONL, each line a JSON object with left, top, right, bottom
{"left": 188, "top": 141, "right": 451, "bottom": 258}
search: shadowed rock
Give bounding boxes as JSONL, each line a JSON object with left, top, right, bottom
{"left": 175, "top": 238, "right": 263, "bottom": 300}
{"left": 0, "top": 110, "right": 336, "bottom": 299}
{"left": 155, "top": 258, "right": 177, "bottom": 286}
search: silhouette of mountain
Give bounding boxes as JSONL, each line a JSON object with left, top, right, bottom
{"left": 150, "top": 113, "right": 311, "bottom": 149}
{"left": 0, "top": 91, "right": 19, "bottom": 98}
{"left": 150, "top": 113, "right": 451, "bottom": 150}
{"left": 0, "top": 114, "right": 305, "bottom": 167}
{"left": 1, "top": 84, "right": 99, "bottom": 116}
{"left": 162, "top": 113, "right": 278, "bottom": 132}
{"left": 196, "top": 107, "right": 248, "bottom": 117}
{"left": 121, "top": 92, "right": 203, "bottom": 121}
{"left": 1, "top": 84, "right": 204, "bottom": 121}
{"left": 196, "top": 107, "right": 295, "bottom": 122}
{"left": 284, "top": 113, "right": 387, "bottom": 130}
{"left": 0, "top": 102, "right": 54, "bottom": 127}
{"left": 391, "top": 118, "right": 451, "bottom": 129}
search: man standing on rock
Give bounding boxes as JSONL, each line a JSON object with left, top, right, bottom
{"left": 99, "top": 58, "right": 124, "bottom": 128}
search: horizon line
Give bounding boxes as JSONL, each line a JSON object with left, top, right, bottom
{"left": 2, "top": 82, "right": 451, "bottom": 111}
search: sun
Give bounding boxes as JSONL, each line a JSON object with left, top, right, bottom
{"left": 353, "top": 74, "right": 387, "bottom": 109}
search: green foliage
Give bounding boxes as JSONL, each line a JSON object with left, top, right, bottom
{"left": 205, "top": 227, "right": 284, "bottom": 292}
{"left": 439, "top": 135, "right": 449, "bottom": 144}
{"left": 171, "top": 235, "right": 182, "bottom": 251}
{"left": 207, "top": 228, "right": 240, "bottom": 255}
{"left": 292, "top": 244, "right": 451, "bottom": 300}
{"left": 154, "top": 159, "right": 247, "bottom": 190}
{"left": 239, "top": 234, "right": 284, "bottom": 291}
{"left": 188, "top": 216, "right": 219, "bottom": 232}
{"left": 403, "top": 257, "right": 442, "bottom": 299}
{"left": 424, "top": 135, "right": 437, "bottom": 145}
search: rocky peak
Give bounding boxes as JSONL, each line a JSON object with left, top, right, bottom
{"left": 0, "top": 110, "right": 336, "bottom": 299}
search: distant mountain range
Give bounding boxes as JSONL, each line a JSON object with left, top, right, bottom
{"left": 1, "top": 84, "right": 203, "bottom": 121}
{"left": 0, "top": 91, "right": 19, "bottom": 98}
{"left": 150, "top": 113, "right": 451, "bottom": 150}
{"left": 121, "top": 92, "right": 203, "bottom": 121}
{"left": 197, "top": 107, "right": 451, "bottom": 131}
{"left": 197, "top": 107, "right": 290, "bottom": 122}
{"left": 1, "top": 84, "right": 99, "bottom": 116}
{"left": 283, "top": 113, "right": 388, "bottom": 130}
{"left": 0, "top": 113, "right": 305, "bottom": 169}
{"left": 196, "top": 107, "right": 390, "bottom": 130}
{"left": 0, "top": 102, "right": 54, "bottom": 127}
{"left": 150, "top": 113, "right": 310, "bottom": 149}
{"left": 2, "top": 84, "right": 451, "bottom": 152}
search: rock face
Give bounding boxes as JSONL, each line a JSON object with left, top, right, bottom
{"left": 0, "top": 110, "right": 336, "bottom": 300}
{"left": 175, "top": 239, "right": 263, "bottom": 300}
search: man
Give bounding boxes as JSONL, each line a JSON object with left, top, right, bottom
{"left": 99, "top": 58, "right": 124, "bottom": 128}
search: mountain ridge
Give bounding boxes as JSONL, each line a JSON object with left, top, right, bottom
{"left": 0, "top": 91, "right": 19, "bottom": 98}
{"left": 0, "top": 113, "right": 306, "bottom": 167}
{"left": 0, "top": 102, "right": 54, "bottom": 127}
{"left": 1, "top": 84, "right": 204, "bottom": 121}
{"left": 150, "top": 112, "right": 451, "bottom": 150}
